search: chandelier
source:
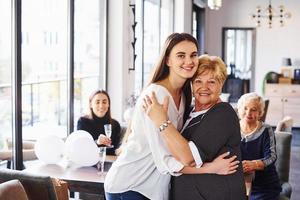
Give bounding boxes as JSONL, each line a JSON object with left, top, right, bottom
{"left": 251, "top": 0, "right": 291, "bottom": 28}
{"left": 208, "top": 0, "right": 222, "bottom": 10}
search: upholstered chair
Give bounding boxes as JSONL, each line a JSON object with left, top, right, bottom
{"left": 0, "top": 169, "right": 61, "bottom": 200}
{"left": 0, "top": 179, "right": 29, "bottom": 200}
{"left": 260, "top": 99, "right": 269, "bottom": 122}
{"left": 0, "top": 139, "right": 37, "bottom": 169}
{"left": 275, "top": 116, "right": 293, "bottom": 200}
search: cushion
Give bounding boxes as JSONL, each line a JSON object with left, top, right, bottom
{"left": 275, "top": 116, "right": 293, "bottom": 132}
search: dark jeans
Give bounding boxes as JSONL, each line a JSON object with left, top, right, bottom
{"left": 105, "top": 191, "right": 149, "bottom": 200}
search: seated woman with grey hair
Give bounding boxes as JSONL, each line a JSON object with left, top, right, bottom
{"left": 237, "top": 92, "right": 281, "bottom": 200}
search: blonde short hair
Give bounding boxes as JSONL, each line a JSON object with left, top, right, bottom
{"left": 237, "top": 92, "right": 265, "bottom": 117}
{"left": 193, "top": 54, "right": 227, "bottom": 85}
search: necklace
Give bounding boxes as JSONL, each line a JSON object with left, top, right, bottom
{"left": 241, "top": 121, "right": 262, "bottom": 136}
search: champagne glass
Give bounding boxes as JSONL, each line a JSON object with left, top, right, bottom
{"left": 97, "top": 147, "right": 106, "bottom": 175}
{"left": 104, "top": 124, "right": 112, "bottom": 138}
{"left": 104, "top": 124, "right": 113, "bottom": 147}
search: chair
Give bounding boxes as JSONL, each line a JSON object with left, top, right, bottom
{"left": 120, "top": 125, "right": 128, "bottom": 141}
{"left": 275, "top": 116, "right": 293, "bottom": 199}
{"left": 0, "top": 179, "right": 29, "bottom": 200}
{"left": 0, "top": 169, "right": 68, "bottom": 200}
{"left": 0, "top": 139, "right": 37, "bottom": 169}
{"left": 260, "top": 99, "right": 269, "bottom": 122}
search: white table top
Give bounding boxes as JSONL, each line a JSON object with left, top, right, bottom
{"left": 24, "top": 155, "right": 117, "bottom": 183}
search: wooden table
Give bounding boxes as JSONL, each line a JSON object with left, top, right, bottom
{"left": 23, "top": 155, "right": 117, "bottom": 195}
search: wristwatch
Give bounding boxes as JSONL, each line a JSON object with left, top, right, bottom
{"left": 159, "top": 120, "right": 171, "bottom": 132}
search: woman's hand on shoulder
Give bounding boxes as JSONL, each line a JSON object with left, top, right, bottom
{"left": 97, "top": 134, "right": 112, "bottom": 146}
{"left": 203, "top": 152, "right": 239, "bottom": 175}
{"left": 142, "top": 91, "right": 169, "bottom": 127}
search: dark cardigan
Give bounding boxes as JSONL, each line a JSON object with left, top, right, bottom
{"left": 171, "top": 102, "right": 247, "bottom": 200}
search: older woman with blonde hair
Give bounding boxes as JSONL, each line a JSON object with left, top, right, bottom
{"left": 237, "top": 93, "right": 281, "bottom": 200}
{"left": 144, "top": 54, "right": 246, "bottom": 200}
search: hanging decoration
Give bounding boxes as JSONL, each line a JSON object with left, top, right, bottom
{"left": 251, "top": 0, "right": 291, "bottom": 28}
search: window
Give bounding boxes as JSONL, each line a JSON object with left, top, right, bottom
{"left": 222, "top": 28, "right": 255, "bottom": 80}
{"left": 143, "top": 0, "right": 160, "bottom": 87}
{"left": 22, "top": 0, "right": 68, "bottom": 139}
{"left": 192, "top": 4, "right": 205, "bottom": 55}
{"left": 135, "top": 0, "right": 174, "bottom": 92}
{"left": 74, "top": 0, "right": 106, "bottom": 127}
{"left": 0, "top": 0, "right": 12, "bottom": 152}
{"left": 222, "top": 28, "right": 255, "bottom": 101}
{"left": 160, "top": 0, "right": 174, "bottom": 46}
{"left": 0, "top": 0, "right": 107, "bottom": 169}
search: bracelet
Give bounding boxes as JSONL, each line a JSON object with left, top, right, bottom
{"left": 159, "top": 120, "right": 171, "bottom": 132}
{"left": 254, "top": 160, "right": 259, "bottom": 169}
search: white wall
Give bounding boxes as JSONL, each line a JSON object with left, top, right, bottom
{"left": 205, "top": 0, "right": 300, "bottom": 94}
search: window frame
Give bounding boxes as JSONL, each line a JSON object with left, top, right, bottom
{"left": 7, "top": 0, "right": 107, "bottom": 169}
{"left": 134, "top": 0, "right": 174, "bottom": 91}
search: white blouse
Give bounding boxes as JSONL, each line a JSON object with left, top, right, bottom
{"left": 104, "top": 84, "right": 185, "bottom": 200}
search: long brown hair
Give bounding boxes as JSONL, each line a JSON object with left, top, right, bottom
{"left": 87, "top": 89, "right": 112, "bottom": 122}
{"left": 149, "top": 32, "right": 198, "bottom": 121}
{"left": 117, "top": 33, "right": 199, "bottom": 155}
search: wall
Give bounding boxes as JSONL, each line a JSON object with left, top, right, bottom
{"left": 205, "top": 0, "right": 300, "bottom": 94}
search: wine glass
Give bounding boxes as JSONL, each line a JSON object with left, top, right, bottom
{"left": 97, "top": 147, "right": 106, "bottom": 175}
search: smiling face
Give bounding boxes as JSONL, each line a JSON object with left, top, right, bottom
{"left": 166, "top": 40, "right": 199, "bottom": 81}
{"left": 238, "top": 100, "right": 262, "bottom": 124}
{"left": 237, "top": 93, "right": 265, "bottom": 125}
{"left": 193, "top": 70, "right": 222, "bottom": 111}
{"left": 90, "top": 93, "right": 109, "bottom": 118}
